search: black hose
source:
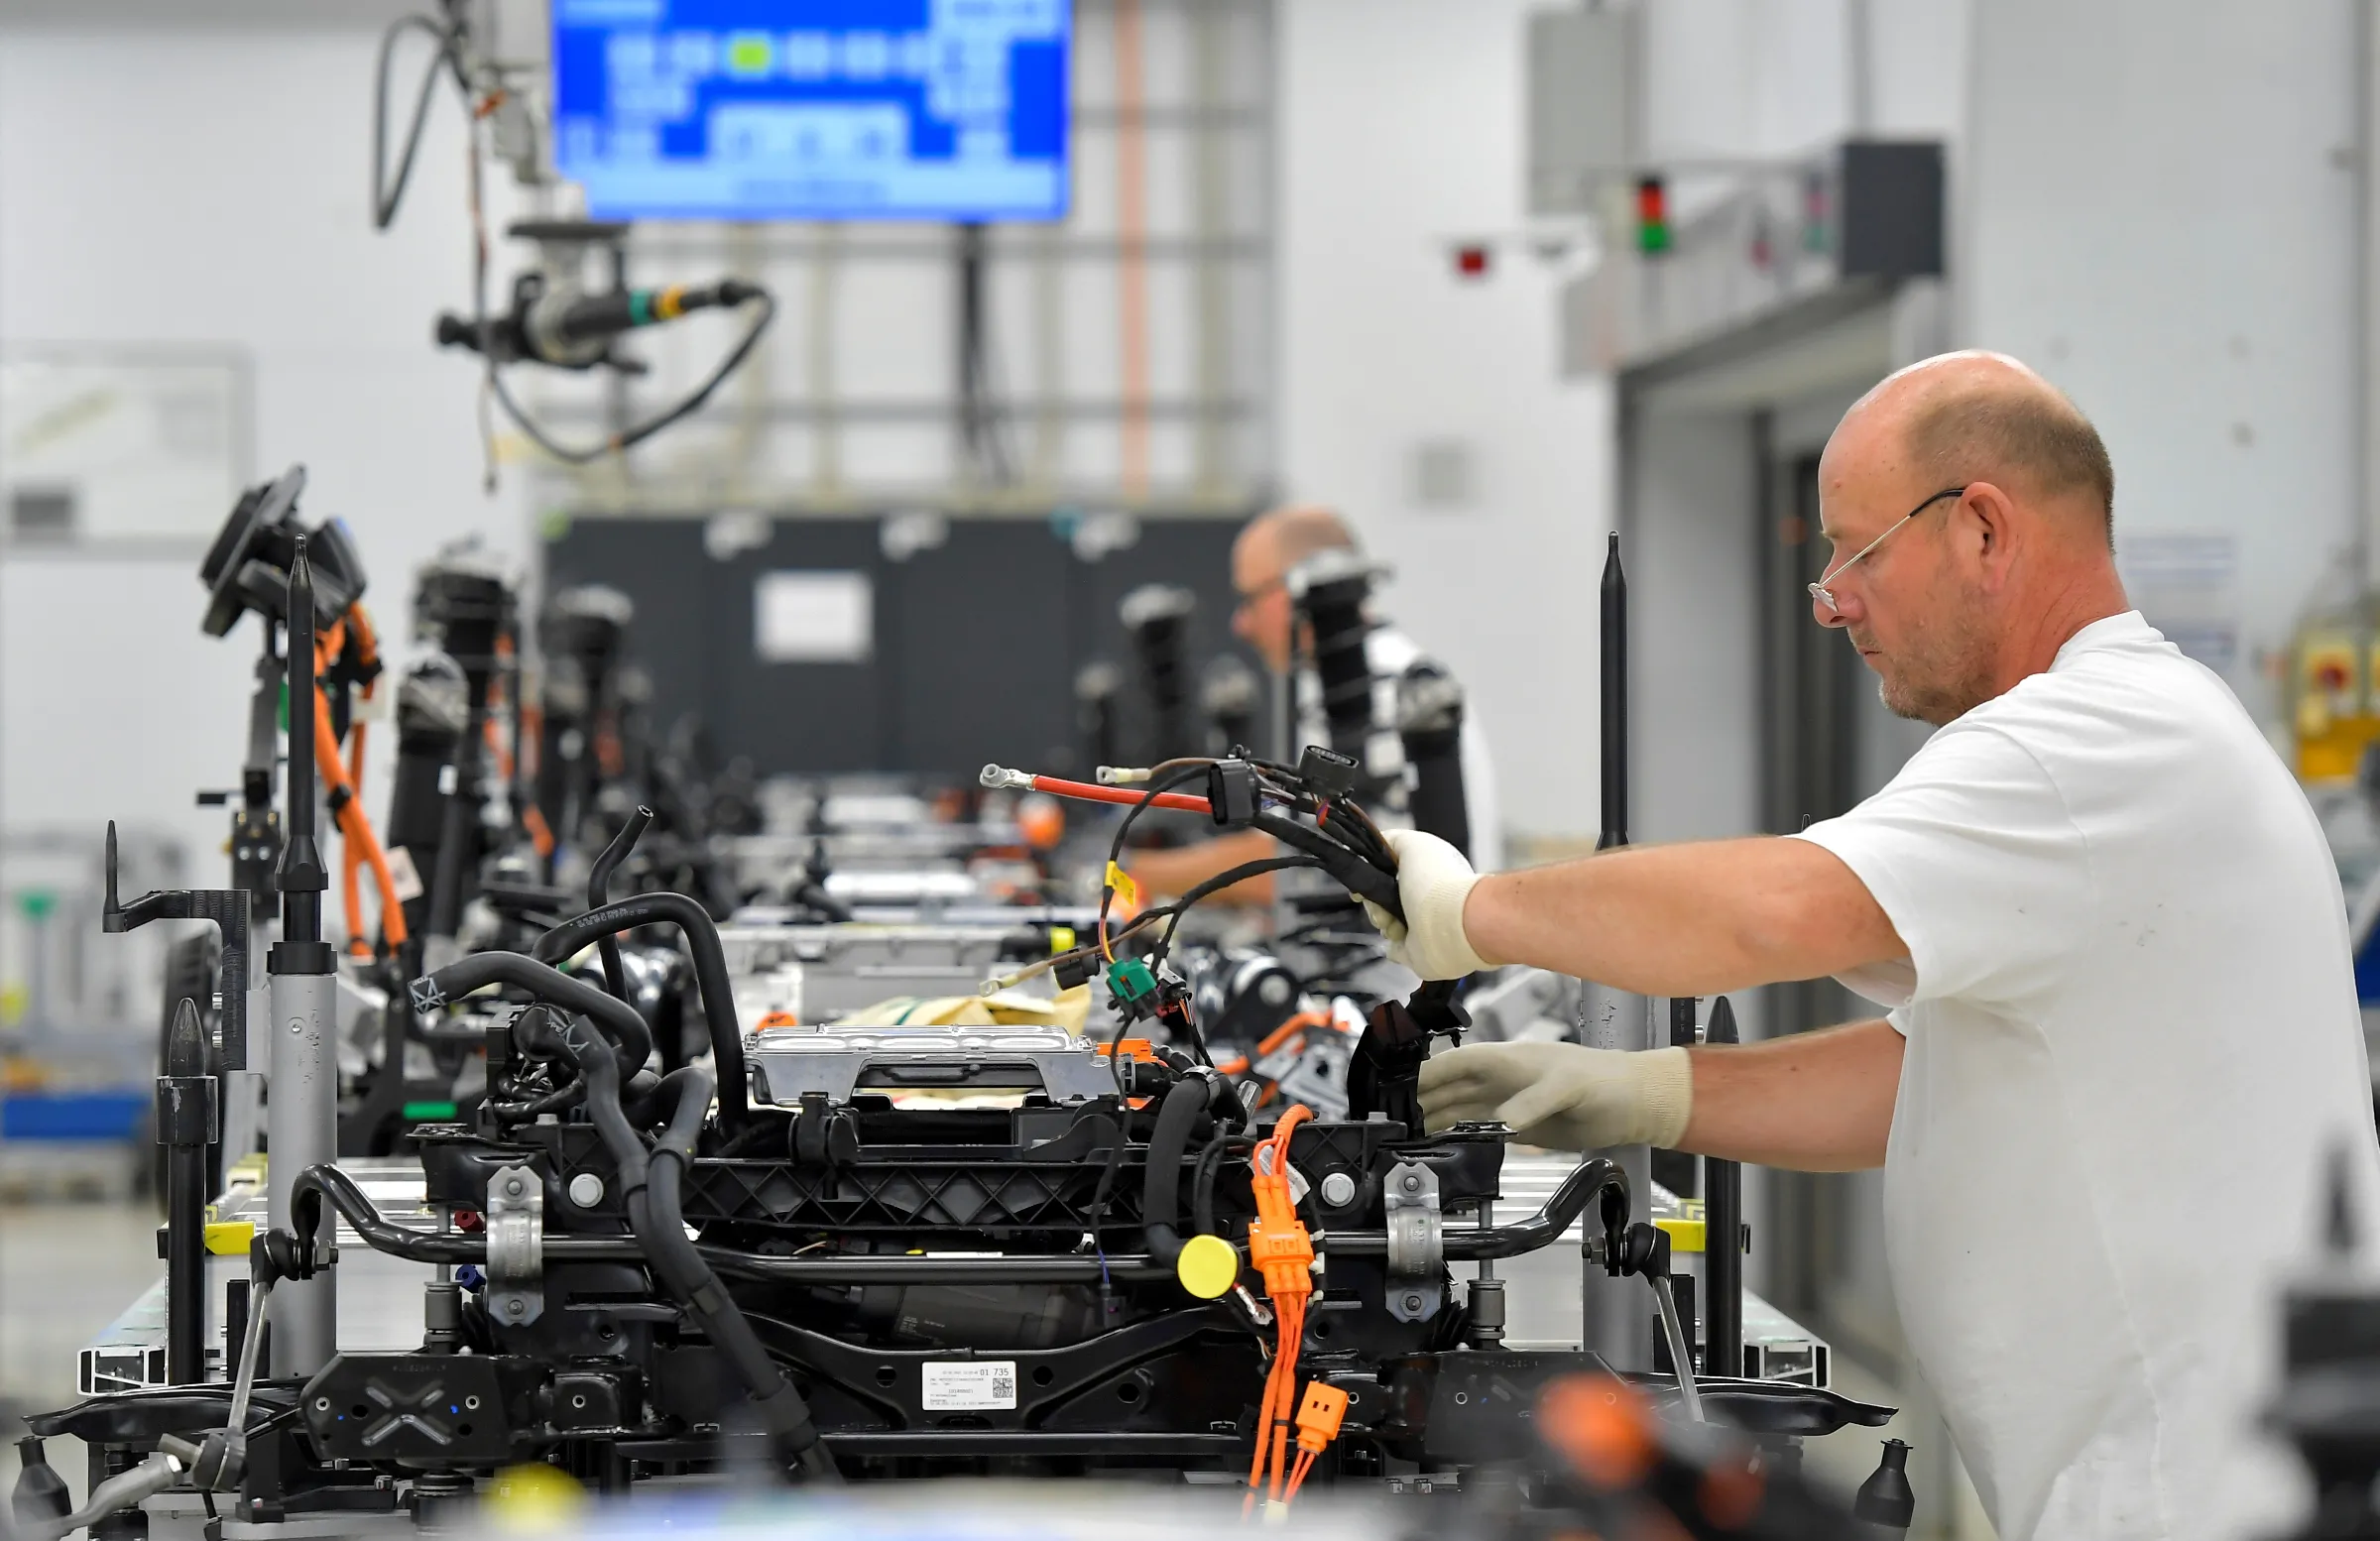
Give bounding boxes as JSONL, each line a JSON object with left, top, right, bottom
{"left": 561, "top": 1032, "right": 835, "bottom": 1482}
{"left": 585, "top": 806, "right": 654, "bottom": 1001}
{"left": 292, "top": 1164, "right": 483, "bottom": 1265}
{"left": 1319, "top": 1155, "right": 1631, "bottom": 1262}
{"left": 485, "top": 1078, "right": 585, "bottom": 1123}
{"left": 1191, "top": 1132, "right": 1247, "bottom": 1240}
{"left": 1139, "top": 1075, "right": 1209, "bottom": 1266}
{"left": 417, "top": 951, "right": 653, "bottom": 1076}
{"left": 371, "top": 11, "right": 459, "bottom": 229}
{"left": 530, "top": 891, "right": 750, "bottom": 1133}
{"left": 288, "top": 1165, "right": 1175, "bottom": 1286}
{"left": 645, "top": 1080, "right": 839, "bottom": 1481}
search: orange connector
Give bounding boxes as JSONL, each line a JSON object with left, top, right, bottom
{"left": 1246, "top": 1105, "right": 1316, "bottom": 1301}
{"left": 1281, "top": 1380, "right": 1352, "bottom": 1502}
{"left": 1294, "top": 1382, "right": 1350, "bottom": 1454}
{"left": 1245, "top": 1214, "right": 1316, "bottom": 1301}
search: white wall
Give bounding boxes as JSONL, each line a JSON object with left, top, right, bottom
{"left": 1277, "top": 0, "right": 1613, "bottom": 844}
{"left": 0, "top": 19, "right": 531, "bottom": 870}
{"left": 1629, "top": 407, "right": 1760, "bottom": 845}
{"left": 1966, "top": 0, "right": 2358, "bottom": 716}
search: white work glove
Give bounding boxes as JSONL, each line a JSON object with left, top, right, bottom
{"left": 1417, "top": 1040, "right": 1694, "bottom": 1150}
{"left": 1360, "top": 829, "right": 1494, "bottom": 981}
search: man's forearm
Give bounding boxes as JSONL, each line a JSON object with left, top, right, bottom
{"left": 1128, "top": 828, "right": 1279, "bottom": 904}
{"left": 1680, "top": 1017, "right": 1902, "bottom": 1171}
{"left": 1459, "top": 837, "right": 1905, "bottom": 997}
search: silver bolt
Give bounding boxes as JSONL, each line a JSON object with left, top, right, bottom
{"left": 1402, "top": 1172, "right": 1422, "bottom": 1193}
{"left": 1319, "top": 1172, "right": 1357, "bottom": 1208}
{"left": 505, "top": 1178, "right": 525, "bottom": 1197}
{"left": 567, "top": 1172, "right": 606, "bottom": 1208}
{"left": 506, "top": 1298, "right": 525, "bottom": 1317}
{"left": 1404, "top": 1293, "right": 1423, "bottom": 1310}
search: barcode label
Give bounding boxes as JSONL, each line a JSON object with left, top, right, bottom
{"left": 921, "top": 1360, "right": 1017, "bottom": 1411}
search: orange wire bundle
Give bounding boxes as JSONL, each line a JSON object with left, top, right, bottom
{"left": 1244, "top": 1104, "right": 1317, "bottom": 1513}
{"left": 312, "top": 609, "right": 410, "bottom": 955}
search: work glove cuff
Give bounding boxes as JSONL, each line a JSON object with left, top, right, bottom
{"left": 1630, "top": 1044, "right": 1695, "bottom": 1149}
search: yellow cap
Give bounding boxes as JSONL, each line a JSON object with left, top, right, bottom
{"left": 205, "top": 1221, "right": 256, "bottom": 1256}
{"left": 1050, "top": 926, "right": 1076, "bottom": 953}
{"left": 1176, "top": 1234, "right": 1241, "bottom": 1299}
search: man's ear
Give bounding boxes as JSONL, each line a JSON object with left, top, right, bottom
{"left": 1963, "top": 481, "right": 2020, "bottom": 586}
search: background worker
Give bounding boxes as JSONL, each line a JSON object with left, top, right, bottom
{"left": 1129, "top": 503, "right": 1500, "bottom": 903}
{"left": 1369, "top": 352, "right": 2380, "bottom": 1541}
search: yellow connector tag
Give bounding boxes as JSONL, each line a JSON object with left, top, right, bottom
{"left": 1175, "top": 1233, "right": 1240, "bottom": 1299}
{"left": 1105, "top": 862, "right": 1139, "bottom": 908}
{"left": 1050, "top": 926, "right": 1076, "bottom": 954}
{"left": 205, "top": 1221, "right": 256, "bottom": 1256}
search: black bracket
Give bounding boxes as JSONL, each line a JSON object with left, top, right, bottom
{"left": 103, "top": 821, "right": 251, "bottom": 1071}
{"left": 1346, "top": 978, "right": 1470, "bottom": 1131}
{"left": 791, "top": 1092, "right": 861, "bottom": 1168}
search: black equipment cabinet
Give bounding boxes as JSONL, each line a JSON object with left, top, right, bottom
{"left": 543, "top": 512, "right": 1260, "bottom": 777}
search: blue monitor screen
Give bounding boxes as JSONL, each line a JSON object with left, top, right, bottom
{"left": 552, "top": 0, "right": 1070, "bottom": 222}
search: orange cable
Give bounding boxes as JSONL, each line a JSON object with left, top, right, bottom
{"left": 1243, "top": 1104, "right": 1315, "bottom": 1512}
{"left": 1253, "top": 1008, "right": 1331, "bottom": 1060}
{"left": 311, "top": 612, "right": 409, "bottom": 951}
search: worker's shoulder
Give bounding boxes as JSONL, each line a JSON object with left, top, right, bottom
{"left": 1958, "top": 626, "right": 2282, "bottom": 791}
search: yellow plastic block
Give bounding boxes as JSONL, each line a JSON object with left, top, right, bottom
{"left": 205, "top": 1221, "right": 256, "bottom": 1256}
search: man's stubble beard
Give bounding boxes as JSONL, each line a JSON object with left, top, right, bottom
{"left": 1864, "top": 595, "right": 1996, "bottom": 727}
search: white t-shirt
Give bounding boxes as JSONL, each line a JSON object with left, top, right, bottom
{"left": 1793, "top": 611, "right": 2380, "bottom": 1541}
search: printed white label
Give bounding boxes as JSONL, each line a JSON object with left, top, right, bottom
{"left": 385, "top": 846, "right": 425, "bottom": 903}
{"left": 921, "top": 1360, "right": 1016, "bottom": 1411}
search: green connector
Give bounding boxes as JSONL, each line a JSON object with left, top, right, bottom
{"left": 1106, "top": 957, "right": 1158, "bottom": 1007}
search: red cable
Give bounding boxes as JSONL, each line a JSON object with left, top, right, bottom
{"left": 1027, "top": 774, "right": 1211, "bottom": 814}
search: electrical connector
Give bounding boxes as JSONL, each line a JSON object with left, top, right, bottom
{"left": 1096, "top": 765, "right": 1152, "bottom": 785}
{"left": 1294, "top": 1382, "right": 1351, "bottom": 1454}
{"left": 1106, "top": 956, "right": 1160, "bottom": 1014}
{"left": 1296, "top": 745, "right": 1361, "bottom": 798}
{"left": 1247, "top": 1216, "right": 1316, "bottom": 1300}
{"left": 1207, "top": 759, "right": 1259, "bottom": 828}
{"left": 1052, "top": 950, "right": 1100, "bottom": 993}
{"left": 978, "top": 764, "right": 1032, "bottom": 791}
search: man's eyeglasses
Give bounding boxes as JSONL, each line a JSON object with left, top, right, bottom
{"left": 1807, "top": 486, "right": 1967, "bottom": 618}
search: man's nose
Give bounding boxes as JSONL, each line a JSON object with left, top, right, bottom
{"left": 1812, "top": 588, "right": 1858, "bottom": 630}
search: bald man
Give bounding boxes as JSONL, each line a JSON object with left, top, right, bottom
{"left": 1130, "top": 504, "right": 1500, "bottom": 903}
{"left": 1371, "top": 353, "right": 2380, "bottom": 1540}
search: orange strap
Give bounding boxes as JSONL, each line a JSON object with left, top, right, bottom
{"left": 522, "top": 803, "right": 556, "bottom": 861}
{"left": 312, "top": 608, "right": 409, "bottom": 951}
